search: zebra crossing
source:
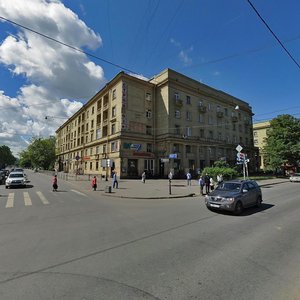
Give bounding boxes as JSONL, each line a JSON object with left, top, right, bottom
{"left": 1, "top": 189, "right": 87, "bottom": 208}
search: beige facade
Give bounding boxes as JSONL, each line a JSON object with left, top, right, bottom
{"left": 56, "top": 69, "right": 256, "bottom": 178}
{"left": 253, "top": 121, "right": 270, "bottom": 170}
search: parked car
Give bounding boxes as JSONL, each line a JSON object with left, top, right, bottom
{"left": 1, "top": 169, "right": 10, "bottom": 178}
{"left": 290, "top": 173, "right": 300, "bottom": 182}
{"left": 5, "top": 171, "right": 28, "bottom": 189}
{"left": 0, "top": 171, "right": 5, "bottom": 185}
{"left": 205, "top": 179, "right": 262, "bottom": 215}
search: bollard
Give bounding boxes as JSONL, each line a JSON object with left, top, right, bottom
{"left": 169, "top": 179, "right": 172, "bottom": 195}
{"left": 105, "top": 186, "right": 112, "bottom": 193}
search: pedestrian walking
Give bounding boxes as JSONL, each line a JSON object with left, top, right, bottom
{"left": 92, "top": 176, "right": 97, "bottom": 191}
{"left": 141, "top": 171, "right": 146, "bottom": 183}
{"left": 210, "top": 177, "right": 215, "bottom": 191}
{"left": 52, "top": 174, "right": 58, "bottom": 192}
{"left": 168, "top": 171, "right": 173, "bottom": 180}
{"left": 112, "top": 171, "right": 118, "bottom": 189}
{"left": 204, "top": 173, "right": 210, "bottom": 194}
{"left": 199, "top": 176, "right": 205, "bottom": 196}
{"left": 217, "top": 174, "right": 223, "bottom": 185}
{"left": 186, "top": 171, "right": 192, "bottom": 186}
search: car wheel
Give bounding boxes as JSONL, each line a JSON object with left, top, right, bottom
{"left": 256, "top": 196, "right": 262, "bottom": 208}
{"left": 234, "top": 201, "right": 243, "bottom": 215}
{"left": 5, "top": 186, "right": 8, "bottom": 189}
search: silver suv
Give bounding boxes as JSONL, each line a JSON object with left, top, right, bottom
{"left": 205, "top": 179, "right": 262, "bottom": 215}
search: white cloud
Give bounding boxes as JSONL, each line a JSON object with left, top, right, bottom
{"left": 179, "top": 46, "right": 193, "bottom": 66}
{"left": 170, "top": 38, "right": 193, "bottom": 66}
{"left": 213, "top": 71, "right": 221, "bottom": 76}
{"left": 0, "top": 0, "right": 106, "bottom": 156}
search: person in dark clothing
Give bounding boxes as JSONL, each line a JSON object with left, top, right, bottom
{"left": 204, "top": 173, "right": 210, "bottom": 194}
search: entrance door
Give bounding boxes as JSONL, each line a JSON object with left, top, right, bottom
{"left": 128, "top": 159, "right": 138, "bottom": 177}
{"left": 159, "top": 160, "right": 165, "bottom": 178}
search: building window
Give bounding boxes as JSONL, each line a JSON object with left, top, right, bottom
{"left": 186, "top": 127, "right": 192, "bottom": 136}
{"left": 253, "top": 131, "right": 258, "bottom": 137}
{"left": 103, "top": 144, "right": 107, "bottom": 154}
{"left": 96, "top": 146, "right": 99, "bottom": 154}
{"left": 208, "top": 103, "right": 213, "bottom": 111}
{"left": 90, "top": 162, "right": 92, "bottom": 170}
{"left": 96, "top": 129, "right": 101, "bottom": 139}
{"left": 96, "top": 161, "right": 99, "bottom": 171}
{"left": 112, "top": 89, "right": 116, "bottom": 99}
{"left": 96, "top": 114, "right": 101, "bottom": 125}
{"left": 173, "top": 143, "right": 180, "bottom": 152}
{"left": 200, "top": 129, "right": 205, "bottom": 138}
{"left": 112, "top": 106, "right": 116, "bottom": 118}
{"left": 186, "top": 95, "right": 191, "bottom": 104}
{"left": 91, "top": 133, "right": 94, "bottom": 141}
{"left": 111, "top": 141, "right": 118, "bottom": 152}
{"left": 224, "top": 108, "right": 228, "bottom": 116}
{"left": 86, "top": 123, "right": 89, "bottom": 131}
{"left": 111, "top": 123, "right": 116, "bottom": 134}
{"left": 174, "top": 92, "right": 180, "bottom": 100}
{"left": 146, "top": 110, "right": 152, "bottom": 118}
{"left": 92, "top": 106, "right": 95, "bottom": 114}
{"left": 175, "top": 110, "right": 181, "bottom": 118}
{"left": 97, "top": 100, "right": 101, "bottom": 110}
{"left": 208, "top": 116, "right": 213, "bottom": 125}
{"left": 198, "top": 114, "right": 204, "bottom": 123}
{"left": 146, "top": 92, "right": 151, "bottom": 101}
{"left": 146, "top": 126, "right": 152, "bottom": 135}
{"left": 209, "top": 130, "right": 214, "bottom": 139}
{"left": 186, "top": 145, "right": 191, "bottom": 153}
{"left": 90, "top": 148, "right": 93, "bottom": 155}
{"left": 218, "top": 132, "right": 222, "bottom": 140}
{"left": 186, "top": 111, "right": 192, "bottom": 121}
{"left": 254, "top": 139, "right": 258, "bottom": 145}
{"left": 91, "top": 120, "right": 94, "bottom": 128}
{"left": 147, "top": 143, "right": 152, "bottom": 152}
{"left": 175, "top": 125, "right": 180, "bottom": 135}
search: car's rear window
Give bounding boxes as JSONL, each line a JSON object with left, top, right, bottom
{"left": 217, "top": 182, "right": 241, "bottom": 191}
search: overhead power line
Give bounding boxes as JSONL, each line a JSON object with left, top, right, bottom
{"left": 246, "top": 0, "right": 300, "bottom": 70}
{"left": 0, "top": 15, "right": 138, "bottom": 75}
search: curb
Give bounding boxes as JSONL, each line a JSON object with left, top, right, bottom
{"left": 259, "top": 180, "right": 289, "bottom": 187}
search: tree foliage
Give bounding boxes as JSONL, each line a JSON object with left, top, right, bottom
{"left": 263, "top": 114, "right": 300, "bottom": 170}
{"left": 201, "top": 166, "right": 238, "bottom": 180}
{"left": 19, "top": 136, "right": 56, "bottom": 170}
{"left": 0, "top": 145, "right": 16, "bottom": 168}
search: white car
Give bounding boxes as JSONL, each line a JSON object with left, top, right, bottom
{"left": 290, "top": 173, "right": 300, "bottom": 183}
{"left": 5, "top": 171, "right": 27, "bottom": 188}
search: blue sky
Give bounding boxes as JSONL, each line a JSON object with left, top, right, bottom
{"left": 1, "top": 0, "right": 300, "bottom": 155}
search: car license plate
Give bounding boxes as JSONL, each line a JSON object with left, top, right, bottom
{"left": 210, "top": 204, "right": 220, "bottom": 208}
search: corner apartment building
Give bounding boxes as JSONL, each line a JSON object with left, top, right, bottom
{"left": 56, "top": 68, "right": 256, "bottom": 178}
{"left": 253, "top": 121, "right": 270, "bottom": 170}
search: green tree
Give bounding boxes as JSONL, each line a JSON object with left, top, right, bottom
{"left": 263, "top": 114, "right": 300, "bottom": 170}
{"left": 19, "top": 136, "right": 56, "bottom": 170}
{"left": 0, "top": 145, "right": 16, "bottom": 168}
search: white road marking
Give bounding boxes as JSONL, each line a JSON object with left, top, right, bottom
{"left": 6, "top": 193, "right": 14, "bottom": 208}
{"left": 24, "top": 192, "right": 32, "bottom": 206}
{"left": 36, "top": 191, "right": 49, "bottom": 205}
{"left": 70, "top": 189, "right": 87, "bottom": 197}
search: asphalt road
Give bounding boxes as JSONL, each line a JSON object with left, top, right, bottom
{"left": 0, "top": 171, "right": 299, "bottom": 299}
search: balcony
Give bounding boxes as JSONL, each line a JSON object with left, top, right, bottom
{"left": 198, "top": 105, "right": 207, "bottom": 113}
{"left": 174, "top": 98, "right": 183, "bottom": 107}
{"left": 216, "top": 111, "right": 224, "bottom": 118}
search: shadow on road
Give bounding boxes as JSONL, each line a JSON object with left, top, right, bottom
{"left": 209, "top": 203, "right": 274, "bottom": 217}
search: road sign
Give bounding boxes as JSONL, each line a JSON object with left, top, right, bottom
{"left": 75, "top": 155, "right": 80, "bottom": 161}
{"left": 236, "top": 144, "right": 243, "bottom": 152}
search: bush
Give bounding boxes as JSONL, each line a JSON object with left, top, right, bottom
{"left": 201, "top": 167, "right": 238, "bottom": 180}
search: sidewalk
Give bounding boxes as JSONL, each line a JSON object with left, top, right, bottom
{"left": 61, "top": 176, "right": 289, "bottom": 199}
